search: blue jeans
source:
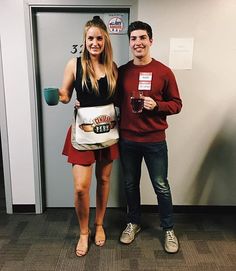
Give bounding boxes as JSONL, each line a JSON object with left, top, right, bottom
{"left": 119, "top": 139, "right": 174, "bottom": 230}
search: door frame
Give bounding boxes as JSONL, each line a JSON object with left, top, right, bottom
{"left": 24, "top": 0, "right": 137, "bottom": 213}
{"left": 0, "top": 39, "right": 13, "bottom": 214}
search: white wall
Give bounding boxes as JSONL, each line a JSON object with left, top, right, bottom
{"left": 139, "top": 0, "right": 236, "bottom": 205}
{"left": 0, "top": 0, "right": 35, "bottom": 205}
{"left": 0, "top": 0, "right": 236, "bottom": 212}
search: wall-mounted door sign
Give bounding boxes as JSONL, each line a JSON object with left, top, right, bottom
{"left": 104, "top": 13, "right": 129, "bottom": 35}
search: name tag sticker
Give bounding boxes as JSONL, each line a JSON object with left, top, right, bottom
{"left": 139, "top": 72, "right": 152, "bottom": 81}
{"left": 138, "top": 81, "right": 151, "bottom": 90}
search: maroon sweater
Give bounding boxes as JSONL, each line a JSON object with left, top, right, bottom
{"left": 118, "top": 59, "right": 182, "bottom": 142}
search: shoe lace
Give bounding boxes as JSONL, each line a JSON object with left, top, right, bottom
{"left": 124, "top": 223, "right": 134, "bottom": 236}
{"left": 166, "top": 230, "right": 176, "bottom": 243}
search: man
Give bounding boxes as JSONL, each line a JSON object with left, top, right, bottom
{"left": 118, "top": 21, "right": 182, "bottom": 253}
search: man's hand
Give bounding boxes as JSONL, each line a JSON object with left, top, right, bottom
{"left": 143, "top": 96, "right": 157, "bottom": 110}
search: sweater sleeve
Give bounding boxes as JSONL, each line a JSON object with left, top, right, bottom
{"left": 114, "top": 67, "right": 124, "bottom": 108}
{"left": 156, "top": 69, "right": 182, "bottom": 115}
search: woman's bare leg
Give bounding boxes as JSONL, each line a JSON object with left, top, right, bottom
{"left": 94, "top": 160, "right": 113, "bottom": 246}
{"left": 72, "top": 164, "right": 93, "bottom": 256}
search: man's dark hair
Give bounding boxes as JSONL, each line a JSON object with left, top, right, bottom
{"left": 128, "top": 21, "right": 153, "bottom": 40}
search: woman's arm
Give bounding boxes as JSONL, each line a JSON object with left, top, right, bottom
{"left": 59, "top": 58, "right": 76, "bottom": 104}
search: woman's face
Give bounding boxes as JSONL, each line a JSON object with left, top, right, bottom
{"left": 86, "top": 26, "right": 105, "bottom": 57}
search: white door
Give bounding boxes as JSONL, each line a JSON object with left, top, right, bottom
{"left": 35, "top": 10, "right": 129, "bottom": 207}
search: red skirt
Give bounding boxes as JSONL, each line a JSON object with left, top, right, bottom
{"left": 62, "top": 126, "right": 119, "bottom": 165}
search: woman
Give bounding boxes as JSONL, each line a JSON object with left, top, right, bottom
{"left": 59, "top": 16, "right": 119, "bottom": 257}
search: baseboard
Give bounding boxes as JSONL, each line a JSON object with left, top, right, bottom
{"left": 12, "top": 204, "right": 35, "bottom": 213}
{"left": 11, "top": 205, "right": 236, "bottom": 214}
{"left": 140, "top": 205, "right": 236, "bottom": 213}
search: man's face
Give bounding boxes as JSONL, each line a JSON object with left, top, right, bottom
{"left": 129, "top": 29, "right": 153, "bottom": 59}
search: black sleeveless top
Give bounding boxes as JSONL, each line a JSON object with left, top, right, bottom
{"left": 74, "top": 57, "right": 114, "bottom": 107}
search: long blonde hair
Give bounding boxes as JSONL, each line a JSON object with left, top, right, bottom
{"left": 81, "top": 16, "right": 116, "bottom": 97}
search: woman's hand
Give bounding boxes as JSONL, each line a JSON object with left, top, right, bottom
{"left": 74, "top": 99, "right": 81, "bottom": 108}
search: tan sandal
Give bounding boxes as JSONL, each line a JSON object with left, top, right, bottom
{"left": 94, "top": 224, "right": 106, "bottom": 247}
{"left": 75, "top": 230, "right": 90, "bottom": 257}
